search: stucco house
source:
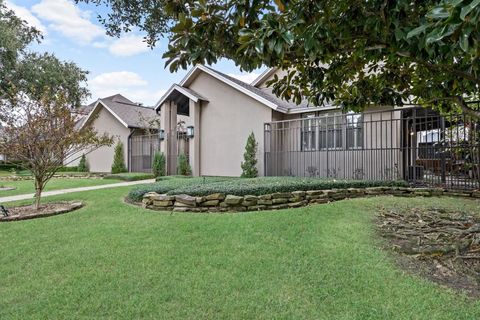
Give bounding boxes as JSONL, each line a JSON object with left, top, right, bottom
{"left": 153, "top": 65, "right": 479, "bottom": 189}
{"left": 71, "top": 94, "right": 158, "bottom": 173}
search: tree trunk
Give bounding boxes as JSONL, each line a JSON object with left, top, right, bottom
{"left": 34, "top": 177, "right": 43, "bottom": 210}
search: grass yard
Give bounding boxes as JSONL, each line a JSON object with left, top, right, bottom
{"left": 0, "top": 178, "right": 119, "bottom": 197}
{"left": 1, "top": 187, "right": 480, "bottom": 319}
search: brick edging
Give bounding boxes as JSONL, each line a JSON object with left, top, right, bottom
{"left": 141, "top": 187, "right": 480, "bottom": 213}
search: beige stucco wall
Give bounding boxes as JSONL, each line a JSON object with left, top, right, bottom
{"left": 187, "top": 72, "right": 274, "bottom": 177}
{"left": 85, "top": 107, "right": 131, "bottom": 173}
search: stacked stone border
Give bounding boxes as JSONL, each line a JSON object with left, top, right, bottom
{"left": 141, "top": 187, "right": 480, "bottom": 213}
{"left": 0, "top": 173, "right": 106, "bottom": 181}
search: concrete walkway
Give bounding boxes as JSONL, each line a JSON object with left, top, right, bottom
{"left": 0, "top": 179, "right": 155, "bottom": 203}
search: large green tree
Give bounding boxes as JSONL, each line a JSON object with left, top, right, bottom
{"left": 81, "top": 0, "right": 479, "bottom": 116}
{"left": 0, "top": 0, "right": 88, "bottom": 108}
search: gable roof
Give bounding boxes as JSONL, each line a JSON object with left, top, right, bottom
{"left": 81, "top": 94, "right": 158, "bottom": 129}
{"left": 157, "top": 64, "right": 336, "bottom": 114}
{"left": 251, "top": 67, "right": 278, "bottom": 87}
{"left": 154, "top": 84, "right": 208, "bottom": 111}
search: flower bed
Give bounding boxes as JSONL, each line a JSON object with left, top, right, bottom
{"left": 140, "top": 187, "right": 480, "bottom": 213}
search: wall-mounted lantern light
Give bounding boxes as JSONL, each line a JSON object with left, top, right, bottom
{"left": 186, "top": 126, "right": 194, "bottom": 138}
{"left": 159, "top": 129, "right": 165, "bottom": 141}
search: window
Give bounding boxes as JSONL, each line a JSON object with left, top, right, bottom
{"left": 301, "top": 114, "right": 317, "bottom": 151}
{"left": 319, "top": 114, "right": 343, "bottom": 150}
{"left": 346, "top": 113, "right": 363, "bottom": 149}
{"left": 300, "top": 112, "right": 363, "bottom": 151}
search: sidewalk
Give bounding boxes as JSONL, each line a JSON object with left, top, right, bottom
{"left": 0, "top": 179, "right": 155, "bottom": 203}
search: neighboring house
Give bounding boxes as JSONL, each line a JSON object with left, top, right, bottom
{"left": 154, "top": 65, "right": 479, "bottom": 189}
{"left": 69, "top": 94, "right": 159, "bottom": 173}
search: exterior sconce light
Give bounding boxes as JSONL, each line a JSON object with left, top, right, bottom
{"left": 159, "top": 129, "right": 165, "bottom": 141}
{"left": 186, "top": 126, "right": 194, "bottom": 138}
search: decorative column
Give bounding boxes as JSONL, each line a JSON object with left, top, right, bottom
{"left": 160, "top": 101, "right": 178, "bottom": 175}
{"left": 189, "top": 99, "right": 201, "bottom": 176}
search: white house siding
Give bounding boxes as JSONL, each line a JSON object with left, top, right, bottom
{"left": 85, "top": 107, "right": 131, "bottom": 173}
{"left": 187, "top": 72, "right": 273, "bottom": 177}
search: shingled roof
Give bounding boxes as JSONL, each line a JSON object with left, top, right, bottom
{"left": 82, "top": 94, "right": 158, "bottom": 129}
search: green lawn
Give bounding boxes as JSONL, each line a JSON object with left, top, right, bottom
{"left": 1, "top": 187, "right": 480, "bottom": 319}
{"left": 0, "top": 178, "right": 119, "bottom": 197}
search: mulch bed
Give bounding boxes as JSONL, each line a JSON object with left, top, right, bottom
{"left": 377, "top": 207, "right": 480, "bottom": 297}
{"left": 0, "top": 201, "right": 84, "bottom": 222}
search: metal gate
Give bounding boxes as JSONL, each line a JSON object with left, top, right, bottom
{"left": 264, "top": 107, "right": 480, "bottom": 189}
{"left": 129, "top": 130, "right": 190, "bottom": 174}
{"left": 129, "top": 134, "right": 160, "bottom": 173}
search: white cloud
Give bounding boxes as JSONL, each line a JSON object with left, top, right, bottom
{"left": 89, "top": 71, "right": 165, "bottom": 105}
{"left": 32, "top": 0, "right": 104, "bottom": 44}
{"left": 228, "top": 72, "right": 261, "bottom": 84}
{"left": 5, "top": 1, "right": 47, "bottom": 34}
{"left": 108, "top": 34, "right": 150, "bottom": 57}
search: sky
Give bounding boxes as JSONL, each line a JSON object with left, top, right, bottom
{"left": 6, "top": 0, "right": 264, "bottom": 106}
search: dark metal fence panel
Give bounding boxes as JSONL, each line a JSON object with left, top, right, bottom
{"left": 129, "top": 134, "right": 160, "bottom": 173}
{"left": 265, "top": 107, "right": 480, "bottom": 189}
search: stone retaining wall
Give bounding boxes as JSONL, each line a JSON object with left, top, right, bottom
{"left": 0, "top": 174, "right": 106, "bottom": 181}
{"left": 141, "top": 187, "right": 480, "bottom": 213}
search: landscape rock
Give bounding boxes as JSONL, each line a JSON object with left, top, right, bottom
{"left": 224, "top": 195, "right": 243, "bottom": 206}
{"left": 175, "top": 194, "right": 197, "bottom": 206}
{"left": 205, "top": 193, "right": 226, "bottom": 201}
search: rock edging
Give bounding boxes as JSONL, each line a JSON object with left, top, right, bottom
{"left": 141, "top": 187, "right": 480, "bottom": 213}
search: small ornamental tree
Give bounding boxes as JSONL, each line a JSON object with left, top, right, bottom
{"left": 111, "top": 142, "right": 127, "bottom": 174}
{"left": 177, "top": 153, "right": 191, "bottom": 176}
{"left": 0, "top": 94, "right": 113, "bottom": 209}
{"left": 241, "top": 132, "right": 258, "bottom": 178}
{"left": 152, "top": 151, "right": 166, "bottom": 177}
{"left": 78, "top": 154, "right": 89, "bottom": 172}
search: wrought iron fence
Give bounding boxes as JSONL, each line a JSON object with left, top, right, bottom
{"left": 129, "top": 134, "right": 160, "bottom": 173}
{"left": 129, "top": 131, "right": 190, "bottom": 174}
{"left": 264, "top": 107, "right": 480, "bottom": 189}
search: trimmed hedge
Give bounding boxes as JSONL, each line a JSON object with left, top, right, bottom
{"left": 127, "top": 176, "right": 235, "bottom": 201}
{"left": 127, "top": 176, "right": 409, "bottom": 202}
{"left": 104, "top": 172, "right": 155, "bottom": 182}
{"left": 166, "top": 177, "right": 409, "bottom": 197}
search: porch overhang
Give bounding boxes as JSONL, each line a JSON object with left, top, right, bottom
{"left": 154, "top": 84, "right": 208, "bottom": 116}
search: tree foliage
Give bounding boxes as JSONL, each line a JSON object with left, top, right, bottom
{"left": 0, "top": 94, "right": 112, "bottom": 209}
{"left": 152, "top": 151, "right": 166, "bottom": 177}
{"left": 0, "top": 0, "right": 88, "bottom": 108}
{"left": 82, "top": 0, "right": 480, "bottom": 117}
{"left": 111, "top": 142, "right": 127, "bottom": 174}
{"left": 241, "top": 132, "right": 258, "bottom": 178}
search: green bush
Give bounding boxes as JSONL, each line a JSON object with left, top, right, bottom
{"left": 78, "top": 154, "right": 89, "bottom": 172}
{"left": 52, "top": 166, "right": 79, "bottom": 172}
{"left": 152, "top": 152, "right": 166, "bottom": 177}
{"left": 127, "top": 176, "right": 235, "bottom": 201}
{"left": 104, "top": 172, "right": 154, "bottom": 181}
{"left": 166, "top": 177, "right": 409, "bottom": 197}
{"left": 127, "top": 176, "right": 408, "bottom": 201}
{"left": 111, "top": 142, "right": 127, "bottom": 174}
{"left": 177, "top": 153, "right": 191, "bottom": 176}
{"left": 0, "top": 161, "right": 23, "bottom": 171}
{"left": 241, "top": 132, "right": 258, "bottom": 178}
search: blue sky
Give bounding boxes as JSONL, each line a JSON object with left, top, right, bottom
{"left": 7, "top": 0, "right": 264, "bottom": 105}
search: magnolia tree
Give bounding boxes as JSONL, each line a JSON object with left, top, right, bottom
{"left": 81, "top": 0, "right": 480, "bottom": 117}
{"left": 0, "top": 94, "right": 112, "bottom": 209}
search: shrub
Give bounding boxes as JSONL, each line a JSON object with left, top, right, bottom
{"left": 111, "top": 142, "right": 127, "bottom": 174}
{"left": 51, "top": 166, "right": 78, "bottom": 172}
{"left": 78, "top": 154, "right": 89, "bottom": 172}
{"left": 104, "top": 172, "right": 154, "bottom": 181}
{"left": 241, "top": 132, "right": 258, "bottom": 178}
{"left": 177, "top": 153, "right": 191, "bottom": 176}
{"left": 127, "top": 176, "right": 235, "bottom": 202}
{"left": 167, "top": 176, "right": 410, "bottom": 197}
{"left": 152, "top": 151, "right": 166, "bottom": 177}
